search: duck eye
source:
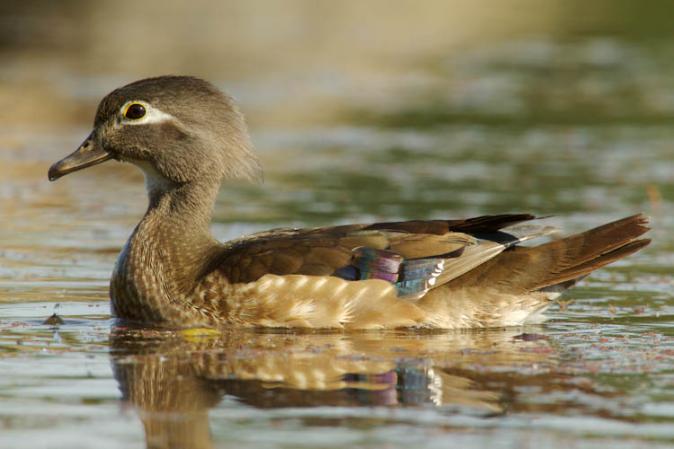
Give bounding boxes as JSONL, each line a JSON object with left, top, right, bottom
{"left": 124, "top": 103, "right": 146, "bottom": 120}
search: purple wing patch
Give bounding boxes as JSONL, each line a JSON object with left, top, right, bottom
{"left": 352, "top": 247, "right": 402, "bottom": 282}
{"left": 332, "top": 247, "right": 446, "bottom": 299}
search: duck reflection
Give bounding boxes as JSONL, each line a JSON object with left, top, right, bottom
{"left": 110, "top": 327, "right": 556, "bottom": 448}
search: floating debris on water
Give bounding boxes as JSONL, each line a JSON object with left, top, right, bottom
{"left": 513, "top": 333, "right": 549, "bottom": 342}
{"left": 42, "top": 313, "right": 64, "bottom": 326}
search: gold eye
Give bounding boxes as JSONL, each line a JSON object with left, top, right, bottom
{"left": 124, "top": 103, "right": 146, "bottom": 120}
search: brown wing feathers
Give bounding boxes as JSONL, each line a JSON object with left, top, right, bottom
{"left": 446, "top": 214, "right": 650, "bottom": 293}
{"left": 215, "top": 213, "right": 648, "bottom": 299}
{"left": 217, "top": 215, "right": 533, "bottom": 283}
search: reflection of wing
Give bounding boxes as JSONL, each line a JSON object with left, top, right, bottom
{"left": 111, "top": 327, "right": 627, "bottom": 449}
{"left": 111, "top": 327, "right": 553, "bottom": 413}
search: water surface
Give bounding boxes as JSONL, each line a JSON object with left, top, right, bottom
{"left": 1, "top": 3, "right": 673, "bottom": 448}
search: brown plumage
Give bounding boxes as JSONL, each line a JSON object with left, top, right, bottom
{"left": 48, "top": 76, "right": 650, "bottom": 329}
{"left": 445, "top": 214, "right": 651, "bottom": 292}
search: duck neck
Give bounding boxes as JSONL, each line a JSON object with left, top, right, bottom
{"left": 138, "top": 175, "right": 223, "bottom": 282}
{"left": 111, "top": 173, "right": 223, "bottom": 324}
{"left": 146, "top": 177, "right": 220, "bottom": 235}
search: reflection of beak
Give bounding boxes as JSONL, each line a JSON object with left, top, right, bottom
{"left": 48, "top": 132, "right": 112, "bottom": 181}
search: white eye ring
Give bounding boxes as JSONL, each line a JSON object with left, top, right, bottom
{"left": 118, "top": 100, "right": 176, "bottom": 126}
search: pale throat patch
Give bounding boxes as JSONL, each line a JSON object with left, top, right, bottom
{"left": 117, "top": 100, "right": 177, "bottom": 127}
{"left": 135, "top": 161, "right": 176, "bottom": 194}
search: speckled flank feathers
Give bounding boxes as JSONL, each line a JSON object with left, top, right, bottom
{"left": 50, "top": 76, "right": 651, "bottom": 329}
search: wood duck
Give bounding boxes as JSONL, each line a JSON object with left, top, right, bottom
{"left": 48, "top": 76, "right": 650, "bottom": 329}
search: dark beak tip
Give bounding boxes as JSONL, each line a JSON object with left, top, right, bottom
{"left": 47, "top": 166, "right": 59, "bottom": 182}
{"left": 47, "top": 162, "right": 66, "bottom": 182}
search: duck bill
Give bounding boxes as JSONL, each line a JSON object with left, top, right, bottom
{"left": 48, "top": 133, "right": 112, "bottom": 181}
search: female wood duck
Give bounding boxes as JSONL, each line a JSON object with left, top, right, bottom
{"left": 48, "top": 76, "right": 650, "bottom": 329}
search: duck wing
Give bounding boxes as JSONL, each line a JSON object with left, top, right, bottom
{"left": 213, "top": 214, "right": 546, "bottom": 298}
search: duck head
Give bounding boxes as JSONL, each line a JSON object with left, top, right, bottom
{"left": 48, "top": 76, "right": 262, "bottom": 191}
